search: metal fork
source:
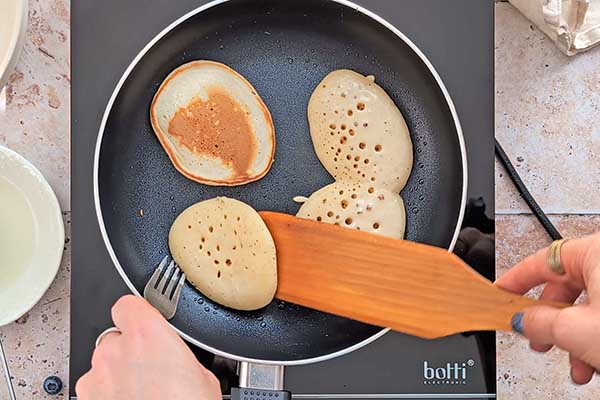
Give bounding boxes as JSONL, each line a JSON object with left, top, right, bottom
{"left": 143, "top": 256, "right": 186, "bottom": 320}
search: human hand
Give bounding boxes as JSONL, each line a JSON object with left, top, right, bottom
{"left": 76, "top": 295, "right": 221, "bottom": 400}
{"left": 496, "top": 233, "right": 600, "bottom": 384}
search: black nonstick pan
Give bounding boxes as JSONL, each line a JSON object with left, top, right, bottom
{"left": 94, "top": 0, "right": 466, "bottom": 375}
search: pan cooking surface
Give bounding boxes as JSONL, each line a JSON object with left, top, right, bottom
{"left": 97, "top": 0, "right": 464, "bottom": 362}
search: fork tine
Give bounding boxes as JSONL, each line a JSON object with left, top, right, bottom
{"left": 143, "top": 256, "right": 185, "bottom": 320}
{"left": 164, "top": 266, "right": 181, "bottom": 298}
{"left": 148, "top": 255, "right": 169, "bottom": 289}
{"left": 161, "top": 260, "right": 175, "bottom": 293}
{"left": 172, "top": 271, "right": 186, "bottom": 302}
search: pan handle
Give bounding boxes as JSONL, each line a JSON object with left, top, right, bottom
{"left": 231, "top": 362, "right": 291, "bottom": 400}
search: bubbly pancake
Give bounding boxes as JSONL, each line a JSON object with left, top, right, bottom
{"left": 296, "top": 182, "right": 406, "bottom": 239}
{"left": 298, "top": 69, "right": 414, "bottom": 238}
{"left": 169, "top": 197, "right": 277, "bottom": 311}
{"left": 151, "top": 61, "right": 275, "bottom": 186}
{"left": 307, "top": 69, "right": 413, "bottom": 192}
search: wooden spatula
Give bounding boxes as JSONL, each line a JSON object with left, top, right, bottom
{"left": 259, "top": 211, "right": 565, "bottom": 339}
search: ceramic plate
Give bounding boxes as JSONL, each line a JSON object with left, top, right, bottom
{"left": 0, "top": 0, "right": 28, "bottom": 90}
{"left": 0, "top": 146, "right": 64, "bottom": 326}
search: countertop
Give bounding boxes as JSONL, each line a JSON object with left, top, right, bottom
{"left": 0, "top": 1, "right": 598, "bottom": 398}
{"left": 495, "top": 3, "right": 600, "bottom": 399}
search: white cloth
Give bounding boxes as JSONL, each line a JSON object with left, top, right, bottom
{"left": 510, "top": 0, "right": 600, "bottom": 55}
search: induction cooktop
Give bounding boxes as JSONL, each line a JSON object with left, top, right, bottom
{"left": 71, "top": 1, "right": 495, "bottom": 398}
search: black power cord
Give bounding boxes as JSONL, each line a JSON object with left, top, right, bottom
{"left": 495, "top": 138, "right": 563, "bottom": 240}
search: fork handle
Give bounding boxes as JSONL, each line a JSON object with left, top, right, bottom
{"left": 0, "top": 338, "right": 17, "bottom": 400}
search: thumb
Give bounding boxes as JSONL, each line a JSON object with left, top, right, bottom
{"left": 512, "top": 304, "right": 600, "bottom": 369}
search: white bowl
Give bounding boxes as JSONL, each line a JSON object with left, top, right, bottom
{"left": 0, "top": 146, "right": 64, "bottom": 326}
{"left": 0, "top": 0, "right": 28, "bottom": 90}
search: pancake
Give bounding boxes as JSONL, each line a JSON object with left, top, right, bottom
{"left": 296, "top": 182, "right": 406, "bottom": 239}
{"left": 169, "top": 197, "right": 277, "bottom": 310}
{"left": 151, "top": 61, "right": 275, "bottom": 186}
{"left": 298, "top": 69, "right": 413, "bottom": 237}
{"left": 307, "top": 69, "right": 413, "bottom": 192}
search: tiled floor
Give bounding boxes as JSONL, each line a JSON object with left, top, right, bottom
{"left": 0, "top": 0, "right": 70, "bottom": 210}
{"left": 496, "top": 215, "right": 600, "bottom": 399}
{"left": 0, "top": 213, "right": 70, "bottom": 400}
{"left": 495, "top": 3, "right": 600, "bottom": 215}
{"left": 495, "top": 3, "right": 600, "bottom": 398}
{"left": 0, "top": 0, "right": 71, "bottom": 398}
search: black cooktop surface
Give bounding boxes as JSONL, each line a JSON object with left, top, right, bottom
{"left": 71, "top": 0, "right": 494, "bottom": 398}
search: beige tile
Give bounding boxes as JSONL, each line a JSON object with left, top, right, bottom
{"left": 495, "top": 3, "right": 600, "bottom": 214}
{"left": 0, "top": 0, "right": 70, "bottom": 210}
{"left": 0, "top": 212, "right": 70, "bottom": 399}
{"left": 496, "top": 214, "right": 600, "bottom": 399}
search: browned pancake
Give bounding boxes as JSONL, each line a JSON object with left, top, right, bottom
{"left": 150, "top": 61, "right": 275, "bottom": 186}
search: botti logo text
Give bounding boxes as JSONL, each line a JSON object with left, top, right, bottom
{"left": 423, "top": 359, "right": 475, "bottom": 385}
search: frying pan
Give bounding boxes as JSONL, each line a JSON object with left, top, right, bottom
{"left": 94, "top": 0, "right": 467, "bottom": 388}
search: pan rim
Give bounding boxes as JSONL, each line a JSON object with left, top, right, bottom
{"left": 93, "top": 0, "right": 468, "bottom": 366}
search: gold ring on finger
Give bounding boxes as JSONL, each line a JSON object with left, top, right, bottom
{"left": 547, "top": 238, "right": 569, "bottom": 276}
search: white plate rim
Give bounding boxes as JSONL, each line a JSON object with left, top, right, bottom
{"left": 0, "top": 0, "right": 28, "bottom": 90}
{"left": 0, "top": 145, "right": 64, "bottom": 326}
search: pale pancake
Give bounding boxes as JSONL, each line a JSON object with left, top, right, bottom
{"left": 151, "top": 61, "right": 275, "bottom": 186}
{"left": 169, "top": 197, "right": 277, "bottom": 311}
{"left": 296, "top": 182, "right": 406, "bottom": 239}
{"left": 298, "top": 70, "right": 413, "bottom": 238}
{"left": 307, "top": 69, "right": 413, "bottom": 192}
